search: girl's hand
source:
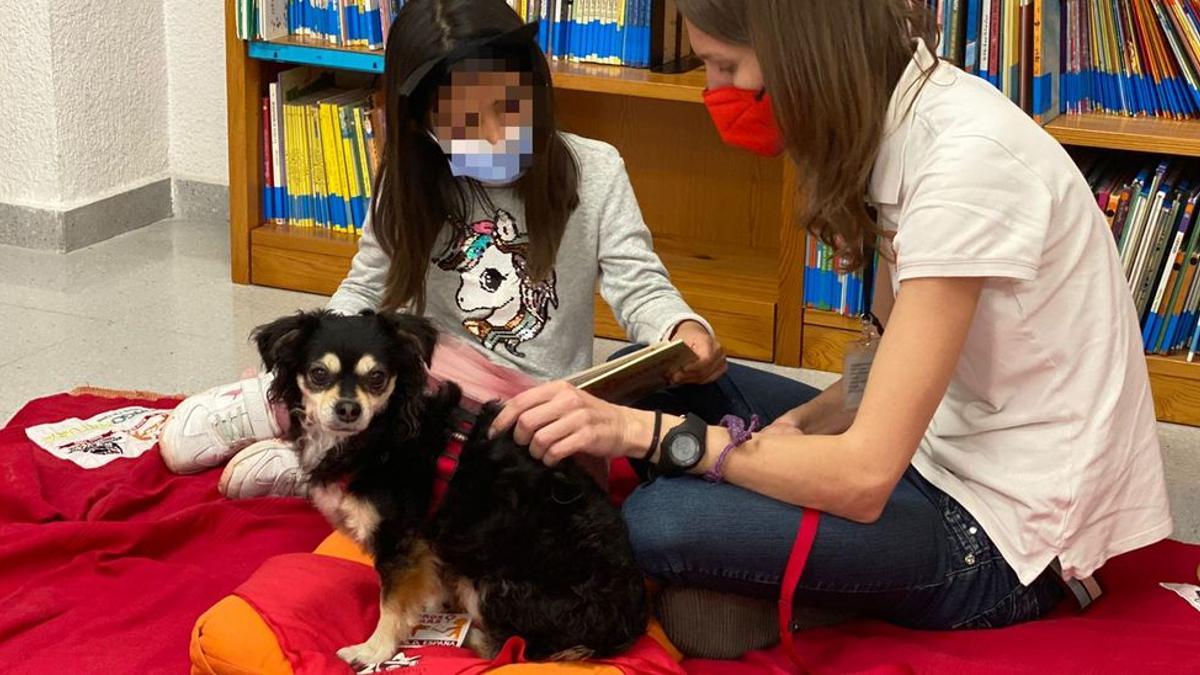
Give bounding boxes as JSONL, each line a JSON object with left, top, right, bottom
{"left": 760, "top": 406, "right": 808, "bottom": 436}
{"left": 489, "top": 381, "right": 654, "bottom": 466}
{"left": 670, "top": 321, "right": 728, "bottom": 385}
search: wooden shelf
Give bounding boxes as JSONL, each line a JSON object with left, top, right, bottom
{"left": 247, "top": 37, "right": 706, "bottom": 102}
{"left": 252, "top": 222, "right": 359, "bottom": 257}
{"left": 1145, "top": 354, "right": 1200, "bottom": 427}
{"left": 1045, "top": 114, "right": 1200, "bottom": 157}
{"left": 549, "top": 61, "right": 705, "bottom": 103}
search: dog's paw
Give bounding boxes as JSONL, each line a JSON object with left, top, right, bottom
{"left": 336, "top": 637, "right": 399, "bottom": 668}
{"left": 309, "top": 483, "right": 346, "bottom": 524}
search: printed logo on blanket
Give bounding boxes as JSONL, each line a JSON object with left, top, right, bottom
{"left": 356, "top": 652, "right": 421, "bottom": 673}
{"left": 25, "top": 406, "right": 172, "bottom": 469}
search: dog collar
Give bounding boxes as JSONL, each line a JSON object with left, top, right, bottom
{"left": 427, "top": 406, "right": 478, "bottom": 519}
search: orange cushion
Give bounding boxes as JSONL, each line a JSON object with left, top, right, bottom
{"left": 189, "top": 532, "right": 679, "bottom": 674}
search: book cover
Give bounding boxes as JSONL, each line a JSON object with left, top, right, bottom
{"left": 1003, "top": 0, "right": 1022, "bottom": 100}
{"left": 949, "top": 0, "right": 966, "bottom": 64}
{"left": 988, "top": 0, "right": 1004, "bottom": 87}
{"left": 1130, "top": 166, "right": 1177, "bottom": 314}
{"left": 263, "top": 0, "right": 289, "bottom": 40}
{"left": 304, "top": 101, "right": 329, "bottom": 229}
{"left": 965, "top": 0, "right": 983, "bottom": 73}
{"left": 1121, "top": 165, "right": 1162, "bottom": 277}
{"left": 318, "top": 101, "right": 347, "bottom": 232}
{"left": 566, "top": 340, "right": 696, "bottom": 405}
{"left": 338, "top": 103, "right": 364, "bottom": 232}
{"left": 1129, "top": 166, "right": 1171, "bottom": 296}
{"left": 261, "top": 96, "right": 275, "bottom": 222}
{"left": 1173, "top": 200, "right": 1200, "bottom": 350}
{"left": 268, "top": 82, "right": 287, "bottom": 224}
{"left": 980, "top": 0, "right": 994, "bottom": 82}
{"left": 352, "top": 105, "right": 373, "bottom": 233}
{"left": 1033, "top": 0, "right": 1063, "bottom": 123}
{"left": 1018, "top": 0, "right": 1034, "bottom": 112}
{"left": 1149, "top": 184, "right": 1194, "bottom": 342}
{"left": 1153, "top": 190, "right": 1200, "bottom": 352}
{"left": 1139, "top": 179, "right": 1186, "bottom": 330}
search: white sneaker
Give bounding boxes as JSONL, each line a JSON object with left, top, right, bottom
{"left": 159, "top": 374, "right": 282, "bottom": 474}
{"left": 218, "top": 439, "right": 306, "bottom": 499}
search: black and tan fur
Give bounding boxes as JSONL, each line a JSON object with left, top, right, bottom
{"left": 252, "top": 310, "right": 647, "bottom": 667}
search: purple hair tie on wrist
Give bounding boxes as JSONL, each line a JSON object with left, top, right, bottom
{"left": 704, "top": 414, "right": 760, "bottom": 483}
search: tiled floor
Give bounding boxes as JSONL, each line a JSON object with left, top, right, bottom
{"left": 0, "top": 218, "right": 1195, "bottom": 541}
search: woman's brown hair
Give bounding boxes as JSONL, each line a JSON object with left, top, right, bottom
{"left": 677, "top": 0, "right": 938, "bottom": 271}
{"left": 375, "top": 0, "right": 579, "bottom": 313}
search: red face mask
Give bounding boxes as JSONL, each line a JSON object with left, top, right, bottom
{"left": 702, "top": 87, "right": 785, "bottom": 157}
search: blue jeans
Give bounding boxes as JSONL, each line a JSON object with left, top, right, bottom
{"left": 617, "top": 350, "right": 1063, "bottom": 630}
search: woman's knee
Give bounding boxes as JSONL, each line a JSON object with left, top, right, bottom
{"left": 620, "top": 477, "right": 799, "bottom": 587}
{"left": 621, "top": 480, "right": 705, "bottom": 581}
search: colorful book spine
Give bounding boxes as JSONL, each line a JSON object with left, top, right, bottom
{"left": 339, "top": 104, "right": 364, "bottom": 232}
{"left": 268, "top": 82, "right": 287, "bottom": 224}
{"left": 965, "top": 0, "right": 983, "bottom": 73}
{"left": 262, "top": 97, "right": 275, "bottom": 222}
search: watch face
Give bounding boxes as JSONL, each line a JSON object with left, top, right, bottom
{"left": 668, "top": 433, "right": 702, "bottom": 467}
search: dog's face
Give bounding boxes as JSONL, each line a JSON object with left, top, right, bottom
{"left": 252, "top": 311, "right": 437, "bottom": 442}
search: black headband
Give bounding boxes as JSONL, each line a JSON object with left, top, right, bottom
{"left": 397, "top": 22, "right": 541, "bottom": 97}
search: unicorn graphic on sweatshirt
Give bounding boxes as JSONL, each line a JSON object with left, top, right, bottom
{"left": 434, "top": 210, "right": 558, "bottom": 357}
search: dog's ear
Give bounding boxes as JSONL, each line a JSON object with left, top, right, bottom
{"left": 251, "top": 311, "right": 320, "bottom": 373}
{"left": 379, "top": 312, "right": 438, "bottom": 366}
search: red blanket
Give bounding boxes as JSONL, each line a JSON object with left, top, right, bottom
{"left": 0, "top": 392, "right": 331, "bottom": 675}
{"left": 682, "top": 540, "right": 1200, "bottom": 675}
{"left": 4, "top": 392, "right": 1200, "bottom": 675}
{"left": 235, "top": 552, "right": 684, "bottom": 675}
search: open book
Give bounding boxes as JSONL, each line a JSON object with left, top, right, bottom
{"left": 566, "top": 340, "right": 696, "bottom": 405}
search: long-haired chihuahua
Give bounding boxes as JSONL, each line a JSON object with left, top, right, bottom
{"left": 251, "top": 310, "right": 647, "bottom": 666}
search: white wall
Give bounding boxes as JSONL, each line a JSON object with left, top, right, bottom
{"left": 49, "top": 0, "right": 170, "bottom": 207}
{"left": 0, "top": 0, "right": 170, "bottom": 211}
{"left": 1, "top": 0, "right": 226, "bottom": 215}
{"left": 164, "top": 0, "right": 230, "bottom": 185}
{"left": 0, "top": 0, "right": 62, "bottom": 206}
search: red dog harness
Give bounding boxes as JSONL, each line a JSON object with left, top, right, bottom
{"left": 426, "top": 407, "right": 478, "bottom": 519}
{"left": 780, "top": 508, "right": 822, "bottom": 671}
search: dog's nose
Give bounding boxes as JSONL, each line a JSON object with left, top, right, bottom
{"left": 335, "top": 400, "right": 362, "bottom": 424}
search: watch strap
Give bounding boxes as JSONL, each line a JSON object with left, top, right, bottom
{"left": 658, "top": 413, "right": 708, "bottom": 476}
{"left": 641, "top": 410, "right": 664, "bottom": 461}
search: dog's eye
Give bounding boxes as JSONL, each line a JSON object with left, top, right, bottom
{"left": 366, "top": 370, "right": 388, "bottom": 392}
{"left": 308, "top": 366, "right": 331, "bottom": 387}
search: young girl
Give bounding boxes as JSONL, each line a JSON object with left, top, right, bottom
{"left": 159, "top": 0, "right": 724, "bottom": 497}
{"left": 493, "top": 0, "right": 1173, "bottom": 651}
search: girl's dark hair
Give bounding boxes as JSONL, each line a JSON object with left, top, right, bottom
{"left": 676, "top": 0, "right": 938, "bottom": 271}
{"left": 375, "top": 0, "right": 580, "bottom": 313}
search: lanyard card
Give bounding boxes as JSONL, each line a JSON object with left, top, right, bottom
{"left": 843, "top": 315, "right": 881, "bottom": 412}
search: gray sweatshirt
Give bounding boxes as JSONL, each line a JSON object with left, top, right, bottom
{"left": 326, "top": 133, "right": 710, "bottom": 381}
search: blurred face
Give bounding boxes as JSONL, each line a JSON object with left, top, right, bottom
{"left": 686, "top": 20, "right": 764, "bottom": 91}
{"left": 432, "top": 62, "right": 535, "bottom": 145}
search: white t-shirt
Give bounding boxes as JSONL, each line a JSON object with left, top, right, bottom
{"left": 869, "top": 41, "right": 1173, "bottom": 585}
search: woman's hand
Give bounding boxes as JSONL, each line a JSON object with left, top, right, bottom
{"left": 670, "top": 320, "right": 728, "bottom": 385}
{"left": 489, "top": 381, "right": 654, "bottom": 466}
{"left": 761, "top": 409, "right": 806, "bottom": 436}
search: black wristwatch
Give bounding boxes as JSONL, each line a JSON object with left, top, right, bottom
{"left": 656, "top": 413, "right": 708, "bottom": 476}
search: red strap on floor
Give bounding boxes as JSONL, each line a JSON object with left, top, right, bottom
{"left": 779, "top": 508, "right": 821, "bottom": 672}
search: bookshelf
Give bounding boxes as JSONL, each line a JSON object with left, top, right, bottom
{"left": 224, "top": 1, "right": 1198, "bottom": 427}
{"left": 224, "top": 0, "right": 802, "bottom": 368}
